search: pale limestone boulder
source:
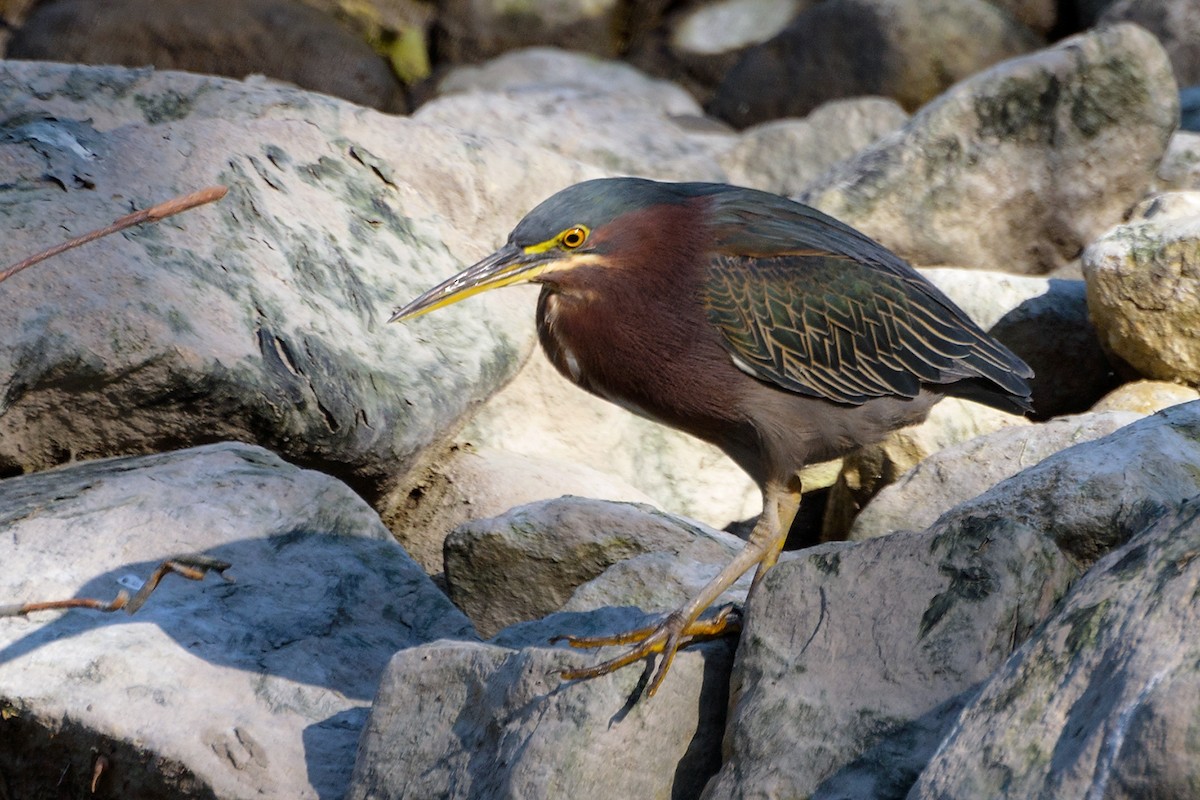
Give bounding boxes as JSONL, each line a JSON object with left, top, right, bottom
{"left": 1083, "top": 192, "right": 1200, "bottom": 386}
{"left": 706, "top": 401, "right": 1200, "bottom": 799}
{"left": 849, "top": 410, "right": 1143, "bottom": 540}
{"left": 703, "top": 520, "right": 1076, "bottom": 799}
{"left": 1152, "top": 131, "right": 1200, "bottom": 193}
{"left": 802, "top": 24, "right": 1179, "bottom": 275}
{"left": 933, "top": 401, "right": 1200, "bottom": 567}
{"left": 349, "top": 636, "right": 734, "bottom": 800}
{"left": 1092, "top": 379, "right": 1200, "bottom": 414}
{"left": 444, "top": 496, "right": 748, "bottom": 637}
{"left": 435, "top": 46, "right": 701, "bottom": 116}
{"left": 719, "top": 98, "right": 909, "bottom": 197}
{"left": 0, "top": 442, "right": 474, "bottom": 799}
{"left": 911, "top": 496, "right": 1200, "bottom": 798}
{"left": 456, "top": 349, "right": 762, "bottom": 530}
{"left": 387, "top": 443, "right": 656, "bottom": 576}
{"left": 0, "top": 60, "right": 597, "bottom": 509}
{"left": 414, "top": 75, "right": 728, "bottom": 183}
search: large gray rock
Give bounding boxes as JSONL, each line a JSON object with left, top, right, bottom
{"left": 1083, "top": 192, "right": 1200, "bottom": 386}
{"left": 849, "top": 410, "right": 1143, "bottom": 540}
{"left": 719, "top": 97, "right": 909, "bottom": 197}
{"left": 0, "top": 61, "right": 593, "bottom": 507}
{"left": 703, "top": 519, "right": 1077, "bottom": 798}
{"left": 706, "top": 401, "right": 1200, "bottom": 799}
{"left": 932, "top": 400, "right": 1200, "bottom": 568}
{"left": 387, "top": 443, "right": 656, "bottom": 577}
{"left": 911, "top": 495, "right": 1200, "bottom": 798}
{"left": 444, "top": 496, "right": 748, "bottom": 638}
{"left": 0, "top": 442, "right": 474, "bottom": 799}
{"left": 802, "top": 24, "right": 1179, "bottom": 275}
{"left": 414, "top": 79, "right": 726, "bottom": 183}
{"left": 349, "top": 635, "right": 734, "bottom": 800}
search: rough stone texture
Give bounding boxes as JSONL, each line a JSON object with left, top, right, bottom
{"left": 719, "top": 98, "right": 909, "bottom": 198}
{"left": 849, "top": 410, "right": 1143, "bottom": 540}
{"left": 434, "top": 46, "right": 701, "bottom": 117}
{"left": 1083, "top": 192, "right": 1200, "bottom": 386}
{"left": 702, "top": 519, "right": 1077, "bottom": 799}
{"left": 802, "top": 24, "right": 1180, "bottom": 275}
{"left": 910, "top": 496, "right": 1200, "bottom": 799}
{"left": 0, "top": 61, "right": 594, "bottom": 507}
{"left": 922, "top": 268, "right": 1118, "bottom": 416}
{"left": 0, "top": 442, "right": 475, "bottom": 799}
{"left": 1092, "top": 379, "right": 1200, "bottom": 414}
{"left": 1153, "top": 132, "right": 1200, "bottom": 192}
{"left": 1102, "top": 0, "right": 1200, "bottom": 86}
{"left": 708, "top": 0, "right": 1042, "bottom": 127}
{"left": 444, "top": 496, "right": 747, "bottom": 637}
{"left": 451, "top": 349, "right": 762, "bottom": 530}
{"left": 934, "top": 401, "right": 1200, "bottom": 568}
{"left": 5, "top": 0, "right": 407, "bottom": 112}
{"left": 387, "top": 443, "right": 656, "bottom": 576}
{"left": 706, "top": 401, "right": 1200, "bottom": 799}
{"left": 349, "top": 636, "right": 735, "bottom": 800}
{"left": 414, "top": 80, "right": 726, "bottom": 183}
{"left": 822, "top": 397, "right": 1029, "bottom": 540}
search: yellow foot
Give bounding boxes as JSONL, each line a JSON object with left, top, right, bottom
{"left": 551, "top": 604, "right": 742, "bottom": 697}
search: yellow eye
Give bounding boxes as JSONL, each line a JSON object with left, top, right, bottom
{"left": 560, "top": 226, "right": 588, "bottom": 249}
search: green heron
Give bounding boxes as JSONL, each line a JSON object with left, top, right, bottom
{"left": 392, "top": 177, "right": 1032, "bottom": 696}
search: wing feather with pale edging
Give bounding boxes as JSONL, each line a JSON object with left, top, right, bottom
{"left": 701, "top": 190, "right": 1032, "bottom": 407}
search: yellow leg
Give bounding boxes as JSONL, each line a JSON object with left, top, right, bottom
{"left": 557, "top": 480, "right": 803, "bottom": 697}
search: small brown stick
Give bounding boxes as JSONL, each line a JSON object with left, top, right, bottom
{"left": 0, "top": 185, "right": 229, "bottom": 285}
{"left": 0, "top": 554, "right": 233, "bottom": 618}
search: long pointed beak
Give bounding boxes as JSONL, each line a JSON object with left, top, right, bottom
{"left": 389, "top": 242, "right": 548, "bottom": 323}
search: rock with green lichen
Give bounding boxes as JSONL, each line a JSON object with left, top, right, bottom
{"left": 0, "top": 59, "right": 594, "bottom": 514}
{"left": 910, "top": 495, "right": 1200, "bottom": 798}
{"left": 801, "top": 23, "right": 1179, "bottom": 275}
{"left": 1083, "top": 192, "right": 1200, "bottom": 386}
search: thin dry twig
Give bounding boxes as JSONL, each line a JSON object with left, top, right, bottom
{"left": 0, "top": 555, "right": 234, "bottom": 619}
{"left": 0, "top": 185, "right": 229, "bottom": 285}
